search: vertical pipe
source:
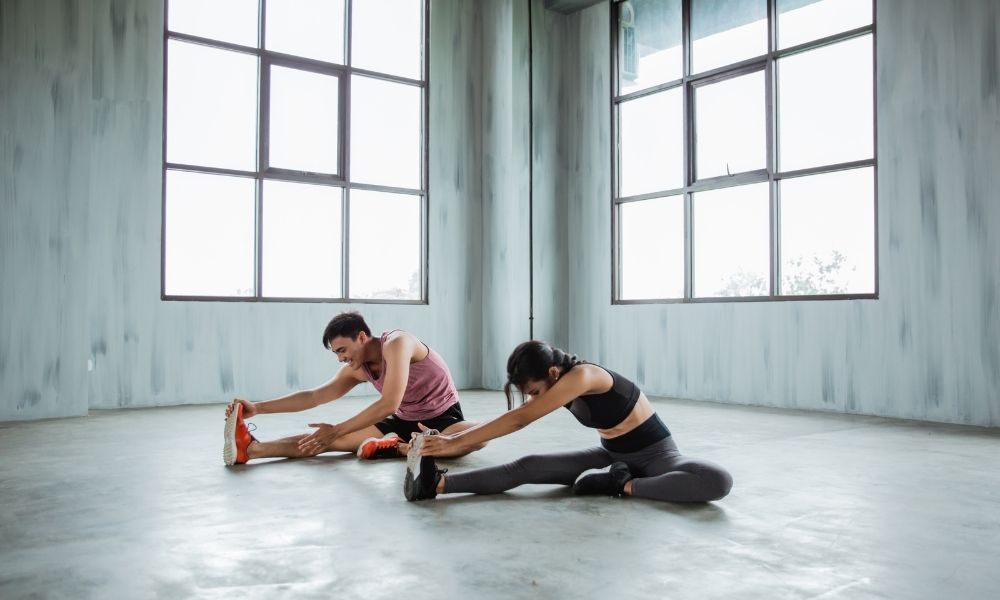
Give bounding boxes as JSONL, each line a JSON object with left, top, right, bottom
{"left": 528, "top": 0, "right": 535, "bottom": 339}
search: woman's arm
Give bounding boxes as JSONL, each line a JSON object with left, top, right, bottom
{"left": 419, "top": 364, "right": 608, "bottom": 456}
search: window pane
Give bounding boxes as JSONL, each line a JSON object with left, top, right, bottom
{"left": 168, "top": 0, "right": 258, "bottom": 47}
{"left": 691, "top": 0, "right": 767, "bottom": 74}
{"left": 693, "top": 182, "right": 769, "bottom": 297}
{"left": 262, "top": 181, "right": 342, "bottom": 298}
{"left": 695, "top": 70, "right": 765, "bottom": 179}
{"left": 779, "top": 168, "right": 874, "bottom": 295}
{"left": 269, "top": 66, "right": 339, "bottom": 174}
{"left": 617, "top": 0, "right": 682, "bottom": 96}
{"left": 266, "top": 0, "right": 345, "bottom": 63}
{"left": 352, "top": 0, "right": 422, "bottom": 80}
{"left": 166, "top": 40, "right": 258, "bottom": 171}
{"left": 349, "top": 190, "right": 421, "bottom": 300}
{"left": 164, "top": 170, "right": 256, "bottom": 297}
{"left": 351, "top": 76, "right": 421, "bottom": 189}
{"left": 620, "top": 197, "right": 685, "bottom": 300}
{"left": 619, "top": 87, "right": 683, "bottom": 197}
{"left": 778, "top": 0, "right": 871, "bottom": 49}
{"left": 778, "top": 35, "right": 873, "bottom": 172}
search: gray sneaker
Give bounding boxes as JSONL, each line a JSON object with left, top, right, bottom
{"left": 404, "top": 430, "right": 446, "bottom": 501}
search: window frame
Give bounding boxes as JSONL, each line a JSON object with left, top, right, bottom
{"left": 161, "top": 0, "right": 430, "bottom": 304}
{"left": 611, "top": 0, "right": 878, "bottom": 304}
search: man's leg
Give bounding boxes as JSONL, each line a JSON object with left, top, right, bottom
{"left": 435, "top": 421, "right": 485, "bottom": 457}
{"left": 246, "top": 426, "right": 386, "bottom": 460}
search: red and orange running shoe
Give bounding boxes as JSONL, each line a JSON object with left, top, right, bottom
{"left": 223, "top": 402, "right": 257, "bottom": 466}
{"left": 356, "top": 433, "right": 403, "bottom": 460}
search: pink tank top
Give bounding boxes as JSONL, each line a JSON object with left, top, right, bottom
{"left": 361, "top": 330, "right": 459, "bottom": 421}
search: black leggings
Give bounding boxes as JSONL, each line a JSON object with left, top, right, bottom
{"left": 443, "top": 437, "right": 732, "bottom": 503}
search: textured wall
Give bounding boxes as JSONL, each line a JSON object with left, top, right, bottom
{"left": 4, "top": 0, "right": 998, "bottom": 427}
{"left": 1, "top": 0, "right": 485, "bottom": 420}
{"left": 557, "top": 0, "right": 1000, "bottom": 426}
{"left": 479, "top": 0, "right": 532, "bottom": 389}
{"left": 527, "top": 0, "right": 572, "bottom": 352}
{"left": 0, "top": 0, "right": 92, "bottom": 419}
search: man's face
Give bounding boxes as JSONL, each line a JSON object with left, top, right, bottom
{"left": 329, "top": 333, "right": 368, "bottom": 369}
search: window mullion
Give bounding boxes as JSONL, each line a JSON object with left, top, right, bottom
{"left": 682, "top": 0, "right": 693, "bottom": 299}
{"left": 767, "top": 0, "right": 777, "bottom": 297}
{"left": 256, "top": 0, "right": 266, "bottom": 299}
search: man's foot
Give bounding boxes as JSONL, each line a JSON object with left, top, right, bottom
{"left": 404, "top": 430, "right": 447, "bottom": 501}
{"left": 223, "top": 403, "right": 257, "bottom": 466}
{"left": 356, "top": 433, "right": 403, "bottom": 459}
{"left": 573, "top": 462, "right": 632, "bottom": 497}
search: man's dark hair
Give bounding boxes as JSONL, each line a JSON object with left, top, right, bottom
{"left": 322, "top": 312, "right": 372, "bottom": 349}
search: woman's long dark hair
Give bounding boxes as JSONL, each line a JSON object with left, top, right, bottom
{"left": 503, "top": 340, "right": 582, "bottom": 409}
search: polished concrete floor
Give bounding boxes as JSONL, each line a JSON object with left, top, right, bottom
{"left": 1, "top": 391, "right": 999, "bottom": 599}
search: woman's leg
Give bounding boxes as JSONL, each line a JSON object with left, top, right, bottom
{"left": 443, "top": 447, "right": 613, "bottom": 495}
{"left": 617, "top": 438, "right": 733, "bottom": 503}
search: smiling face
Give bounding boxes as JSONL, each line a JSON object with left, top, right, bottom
{"left": 328, "top": 331, "right": 370, "bottom": 369}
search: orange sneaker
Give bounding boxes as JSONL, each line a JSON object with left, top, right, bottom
{"left": 356, "top": 433, "right": 403, "bottom": 460}
{"left": 223, "top": 403, "right": 256, "bottom": 466}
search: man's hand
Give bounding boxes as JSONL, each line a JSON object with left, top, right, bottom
{"left": 225, "top": 399, "right": 257, "bottom": 419}
{"left": 298, "top": 423, "right": 343, "bottom": 455}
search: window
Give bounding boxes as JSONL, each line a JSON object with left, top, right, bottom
{"left": 163, "top": 0, "right": 427, "bottom": 302}
{"left": 613, "top": 0, "right": 876, "bottom": 302}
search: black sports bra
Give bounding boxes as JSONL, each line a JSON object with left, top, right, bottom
{"left": 564, "top": 364, "right": 641, "bottom": 429}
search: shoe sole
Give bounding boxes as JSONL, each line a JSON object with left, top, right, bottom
{"left": 403, "top": 433, "right": 427, "bottom": 501}
{"left": 223, "top": 408, "right": 239, "bottom": 466}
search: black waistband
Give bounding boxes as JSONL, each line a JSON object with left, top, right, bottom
{"left": 600, "top": 413, "right": 671, "bottom": 454}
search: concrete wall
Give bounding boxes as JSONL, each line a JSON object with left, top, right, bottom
{"left": 1, "top": 0, "right": 484, "bottom": 420}
{"left": 555, "top": 0, "right": 1000, "bottom": 427}
{"left": 4, "top": 0, "right": 998, "bottom": 428}
{"left": 478, "top": 0, "right": 572, "bottom": 389}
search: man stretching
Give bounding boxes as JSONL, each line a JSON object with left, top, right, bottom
{"left": 223, "top": 311, "right": 483, "bottom": 465}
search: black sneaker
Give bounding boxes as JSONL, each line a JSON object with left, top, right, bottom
{"left": 404, "top": 430, "right": 447, "bottom": 501}
{"left": 573, "top": 462, "right": 632, "bottom": 497}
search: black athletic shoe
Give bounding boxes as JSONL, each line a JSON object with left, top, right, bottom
{"left": 573, "top": 462, "right": 633, "bottom": 497}
{"left": 404, "top": 455, "right": 447, "bottom": 501}
{"left": 404, "top": 431, "right": 447, "bottom": 501}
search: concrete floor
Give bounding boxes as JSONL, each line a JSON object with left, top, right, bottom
{"left": 1, "top": 392, "right": 999, "bottom": 599}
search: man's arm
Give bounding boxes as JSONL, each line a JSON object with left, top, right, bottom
{"left": 297, "top": 332, "right": 418, "bottom": 452}
{"left": 232, "top": 365, "right": 366, "bottom": 418}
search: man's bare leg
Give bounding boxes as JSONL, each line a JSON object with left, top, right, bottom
{"left": 433, "top": 421, "right": 485, "bottom": 457}
{"left": 246, "top": 426, "right": 387, "bottom": 460}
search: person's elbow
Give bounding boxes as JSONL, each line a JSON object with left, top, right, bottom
{"left": 378, "top": 395, "right": 403, "bottom": 417}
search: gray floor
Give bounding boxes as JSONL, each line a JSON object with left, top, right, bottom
{"left": 1, "top": 392, "right": 999, "bottom": 600}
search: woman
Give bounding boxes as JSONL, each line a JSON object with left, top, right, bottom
{"left": 404, "top": 340, "right": 733, "bottom": 503}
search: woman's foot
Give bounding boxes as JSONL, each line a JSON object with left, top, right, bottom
{"left": 572, "top": 462, "right": 632, "bottom": 497}
{"left": 404, "top": 431, "right": 447, "bottom": 501}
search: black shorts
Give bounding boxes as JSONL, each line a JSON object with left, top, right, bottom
{"left": 374, "top": 402, "right": 466, "bottom": 440}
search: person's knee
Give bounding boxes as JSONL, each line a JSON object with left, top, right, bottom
{"left": 454, "top": 440, "right": 487, "bottom": 456}
{"left": 704, "top": 467, "right": 733, "bottom": 501}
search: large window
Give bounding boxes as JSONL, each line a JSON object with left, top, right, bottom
{"left": 163, "top": 0, "right": 427, "bottom": 302}
{"left": 613, "top": 0, "right": 876, "bottom": 302}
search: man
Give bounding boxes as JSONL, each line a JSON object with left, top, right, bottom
{"left": 223, "top": 311, "right": 483, "bottom": 465}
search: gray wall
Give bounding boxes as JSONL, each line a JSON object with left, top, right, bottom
{"left": 1, "top": 0, "right": 484, "bottom": 420}
{"left": 3, "top": 0, "right": 999, "bottom": 428}
{"left": 555, "top": 0, "right": 1000, "bottom": 427}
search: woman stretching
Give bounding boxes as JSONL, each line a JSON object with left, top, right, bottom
{"left": 404, "top": 341, "right": 733, "bottom": 503}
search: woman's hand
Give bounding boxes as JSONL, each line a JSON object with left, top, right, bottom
{"left": 298, "top": 423, "right": 343, "bottom": 455}
{"left": 225, "top": 398, "right": 257, "bottom": 419}
{"left": 419, "top": 431, "right": 460, "bottom": 457}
